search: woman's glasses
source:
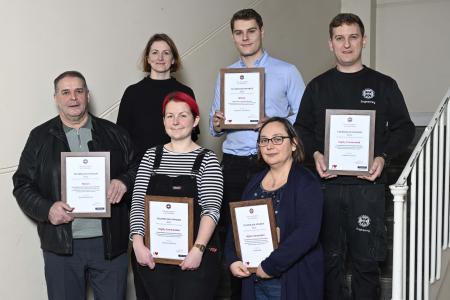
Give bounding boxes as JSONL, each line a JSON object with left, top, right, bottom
{"left": 258, "top": 136, "right": 290, "bottom": 147}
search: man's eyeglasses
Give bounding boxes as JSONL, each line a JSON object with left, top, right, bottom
{"left": 258, "top": 136, "right": 290, "bottom": 147}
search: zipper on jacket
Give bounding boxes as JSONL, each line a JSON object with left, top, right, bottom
{"left": 103, "top": 219, "right": 113, "bottom": 259}
{"left": 76, "top": 129, "right": 82, "bottom": 150}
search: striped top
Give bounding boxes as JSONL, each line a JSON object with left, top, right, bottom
{"left": 130, "top": 146, "right": 223, "bottom": 238}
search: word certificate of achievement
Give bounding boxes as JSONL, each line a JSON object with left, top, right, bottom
{"left": 61, "top": 152, "right": 110, "bottom": 217}
{"left": 220, "top": 67, "right": 265, "bottom": 129}
{"left": 145, "top": 196, "right": 193, "bottom": 265}
{"left": 325, "top": 109, "right": 375, "bottom": 176}
{"left": 230, "top": 199, "right": 278, "bottom": 272}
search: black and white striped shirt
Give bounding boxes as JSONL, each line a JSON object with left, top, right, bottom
{"left": 130, "top": 147, "right": 223, "bottom": 237}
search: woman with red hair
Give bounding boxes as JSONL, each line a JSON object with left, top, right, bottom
{"left": 130, "top": 92, "right": 223, "bottom": 300}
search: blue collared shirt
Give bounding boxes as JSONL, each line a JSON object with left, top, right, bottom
{"left": 209, "top": 50, "right": 305, "bottom": 156}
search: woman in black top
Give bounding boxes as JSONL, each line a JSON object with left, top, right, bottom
{"left": 117, "top": 33, "right": 197, "bottom": 300}
{"left": 117, "top": 33, "right": 198, "bottom": 159}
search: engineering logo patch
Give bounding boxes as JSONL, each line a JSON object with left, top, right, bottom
{"left": 362, "top": 88, "right": 375, "bottom": 99}
{"left": 357, "top": 215, "right": 371, "bottom": 228}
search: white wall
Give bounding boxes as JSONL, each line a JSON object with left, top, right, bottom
{"left": 342, "top": 0, "right": 450, "bottom": 125}
{"left": 341, "top": 0, "right": 377, "bottom": 67}
{"left": 1, "top": 1, "right": 339, "bottom": 299}
{"left": 376, "top": 0, "right": 450, "bottom": 118}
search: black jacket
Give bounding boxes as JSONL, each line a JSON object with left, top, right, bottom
{"left": 13, "top": 114, "right": 138, "bottom": 259}
{"left": 295, "top": 66, "right": 415, "bottom": 184}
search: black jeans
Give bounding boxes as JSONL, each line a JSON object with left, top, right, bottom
{"left": 219, "top": 153, "right": 263, "bottom": 300}
{"left": 320, "top": 184, "right": 387, "bottom": 300}
{"left": 220, "top": 153, "right": 263, "bottom": 227}
{"left": 131, "top": 248, "right": 152, "bottom": 300}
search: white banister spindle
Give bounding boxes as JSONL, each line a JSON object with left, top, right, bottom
{"left": 417, "top": 152, "right": 425, "bottom": 300}
{"left": 446, "top": 104, "right": 450, "bottom": 249}
{"left": 430, "top": 127, "right": 438, "bottom": 283}
{"left": 409, "top": 165, "right": 417, "bottom": 298}
{"left": 402, "top": 197, "right": 407, "bottom": 297}
{"left": 424, "top": 140, "right": 431, "bottom": 300}
{"left": 390, "top": 185, "right": 408, "bottom": 300}
{"left": 436, "top": 115, "right": 444, "bottom": 280}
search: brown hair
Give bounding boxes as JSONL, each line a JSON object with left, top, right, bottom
{"left": 329, "top": 13, "right": 365, "bottom": 38}
{"left": 257, "top": 117, "right": 305, "bottom": 165}
{"left": 230, "top": 8, "right": 263, "bottom": 32}
{"left": 141, "top": 33, "right": 181, "bottom": 73}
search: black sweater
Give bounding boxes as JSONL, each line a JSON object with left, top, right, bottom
{"left": 294, "top": 66, "right": 415, "bottom": 183}
{"left": 117, "top": 76, "right": 196, "bottom": 159}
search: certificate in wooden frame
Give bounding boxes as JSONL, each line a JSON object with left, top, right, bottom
{"left": 61, "top": 152, "right": 111, "bottom": 218}
{"left": 144, "top": 195, "right": 194, "bottom": 265}
{"left": 324, "top": 109, "right": 375, "bottom": 176}
{"left": 229, "top": 199, "right": 278, "bottom": 273}
{"left": 220, "top": 67, "right": 265, "bottom": 129}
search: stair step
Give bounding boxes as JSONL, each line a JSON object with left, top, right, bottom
{"left": 344, "top": 275, "right": 392, "bottom": 300}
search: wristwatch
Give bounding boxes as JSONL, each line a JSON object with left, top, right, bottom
{"left": 194, "top": 243, "right": 206, "bottom": 252}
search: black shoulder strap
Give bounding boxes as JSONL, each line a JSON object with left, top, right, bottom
{"left": 191, "top": 149, "right": 211, "bottom": 173}
{"left": 153, "top": 145, "right": 164, "bottom": 170}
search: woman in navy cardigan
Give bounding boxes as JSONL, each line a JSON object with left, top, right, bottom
{"left": 225, "top": 117, "right": 324, "bottom": 299}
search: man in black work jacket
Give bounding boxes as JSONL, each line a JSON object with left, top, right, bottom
{"left": 295, "top": 13, "right": 415, "bottom": 300}
{"left": 13, "top": 70, "right": 138, "bottom": 300}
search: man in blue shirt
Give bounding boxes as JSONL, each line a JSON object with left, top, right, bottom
{"left": 209, "top": 8, "right": 305, "bottom": 299}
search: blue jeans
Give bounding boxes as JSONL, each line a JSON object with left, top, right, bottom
{"left": 254, "top": 277, "right": 281, "bottom": 300}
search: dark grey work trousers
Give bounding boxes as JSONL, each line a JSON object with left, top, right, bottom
{"left": 43, "top": 237, "right": 128, "bottom": 300}
{"left": 321, "top": 183, "right": 387, "bottom": 300}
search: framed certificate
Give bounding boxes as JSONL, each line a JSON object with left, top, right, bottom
{"left": 220, "top": 67, "right": 265, "bottom": 129}
{"left": 229, "top": 199, "right": 278, "bottom": 273}
{"left": 324, "top": 109, "right": 375, "bottom": 176}
{"left": 144, "top": 195, "right": 194, "bottom": 265}
{"left": 61, "top": 152, "right": 111, "bottom": 218}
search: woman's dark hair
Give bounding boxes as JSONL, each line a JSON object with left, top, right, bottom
{"left": 257, "top": 117, "right": 305, "bottom": 165}
{"left": 141, "top": 33, "right": 181, "bottom": 73}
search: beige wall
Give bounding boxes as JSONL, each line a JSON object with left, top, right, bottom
{"left": 341, "top": 0, "right": 377, "bottom": 67}
{"left": 1, "top": 1, "right": 339, "bottom": 299}
{"left": 343, "top": 0, "right": 450, "bottom": 125}
{"left": 376, "top": 0, "right": 450, "bottom": 120}
{"left": 432, "top": 250, "right": 450, "bottom": 300}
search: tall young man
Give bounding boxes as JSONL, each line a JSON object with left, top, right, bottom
{"left": 210, "top": 7, "right": 304, "bottom": 225}
{"left": 295, "top": 13, "right": 415, "bottom": 299}
{"left": 210, "top": 8, "right": 305, "bottom": 299}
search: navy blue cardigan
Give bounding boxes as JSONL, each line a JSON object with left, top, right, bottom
{"left": 225, "top": 163, "right": 324, "bottom": 300}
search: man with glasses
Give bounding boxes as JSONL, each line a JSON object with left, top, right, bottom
{"left": 295, "top": 13, "right": 415, "bottom": 299}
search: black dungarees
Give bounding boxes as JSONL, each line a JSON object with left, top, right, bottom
{"left": 137, "top": 146, "right": 221, "bottom": 300}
